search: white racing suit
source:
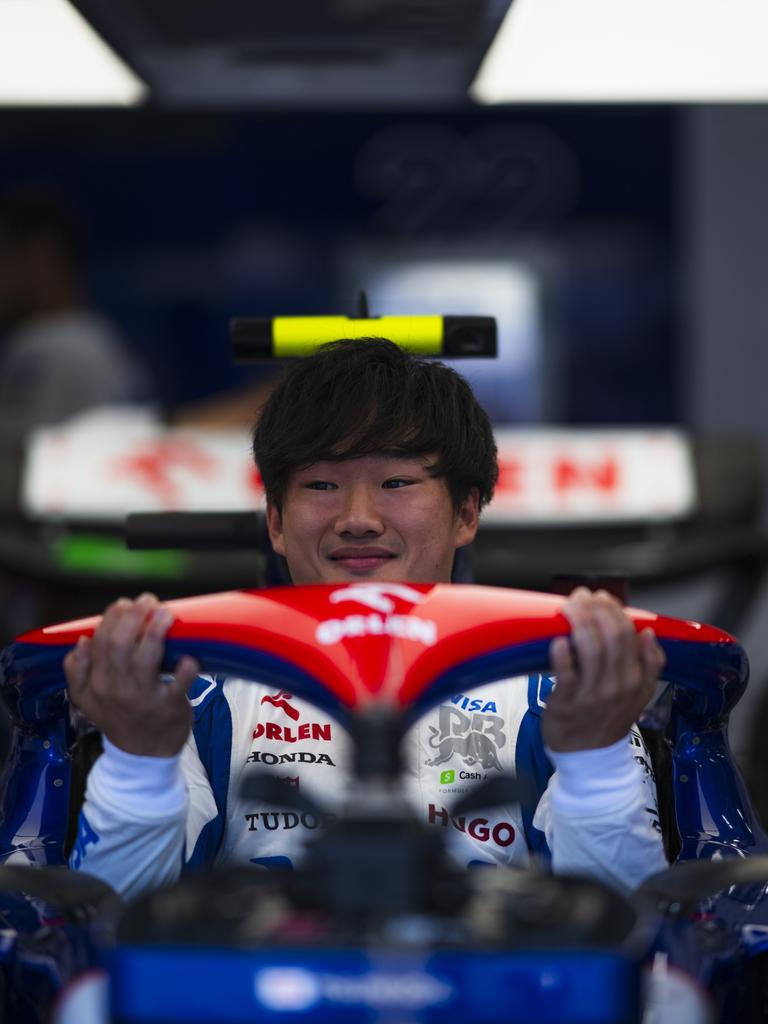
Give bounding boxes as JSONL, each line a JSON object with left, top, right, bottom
{"left": 70, "top": 673, "right": 667, "bottom": 900}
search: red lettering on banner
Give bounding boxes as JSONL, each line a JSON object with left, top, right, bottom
{"left": 553, "top": 457, "right": 618, "bottom": 494}
{"left": 246, "top": 464, "right": 265, "bottom": 497}
{"left": 110, "top": 440, "right": 216, "bottom": 507}
{"left": 496, "top": 458, "right": 523, "bottom": 494}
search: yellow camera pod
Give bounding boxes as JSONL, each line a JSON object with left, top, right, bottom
{"left": 230, "top": 315, "right": 497, "bottom": 359}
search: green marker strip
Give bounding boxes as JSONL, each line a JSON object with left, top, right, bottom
{"left": 53, "top": 535, "right": 188, "bottom": 578}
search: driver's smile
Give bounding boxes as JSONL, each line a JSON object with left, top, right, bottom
{"left": 266, "top": 453, "right": 479, "bottom": 586}
{"left": 327, "top": 545, "right": 396, "bottom": 574}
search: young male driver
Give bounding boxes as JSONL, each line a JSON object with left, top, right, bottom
{"left": 65, "top": 339, "right": 667, "bottom": 899}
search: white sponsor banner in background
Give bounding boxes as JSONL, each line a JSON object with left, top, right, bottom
{"left": 21, "top": 409, "right": 697, "bottom": 525}
{"left": 485, "top": 428, "right": 697, "bottom": 524}
{"left": 22, "top": 408, "right": 262, "bottom": 520}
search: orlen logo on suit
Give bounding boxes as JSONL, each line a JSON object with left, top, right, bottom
{"left": 256, "top": 690, "right": 333, "bottom": 742}
{"left": 253, "top": 721, "right": 332, "bottom": 743}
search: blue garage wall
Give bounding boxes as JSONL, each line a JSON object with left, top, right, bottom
{"left": 0, "top": 107, "right": 678, "bottom": 418}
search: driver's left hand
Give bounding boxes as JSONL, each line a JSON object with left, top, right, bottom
{"left": 543, "top": 587, "right": 665, "bottom": 753}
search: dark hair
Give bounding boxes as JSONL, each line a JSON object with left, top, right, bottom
{"left": 252, "top": 337, "right": 498, "bottom": 511}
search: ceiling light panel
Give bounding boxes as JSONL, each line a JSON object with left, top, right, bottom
{"left": 0, "top": 0, "right": 146, "bottom": 106}
{"left": 473, "top": 0, "right": 768, "bottom": 103}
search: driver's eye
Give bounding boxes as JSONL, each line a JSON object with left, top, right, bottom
{"left": 305, "top": 481, "right": 337, "bottom": 490}
{"left": 382, "top": 478, "right": 410, "bottom": 489}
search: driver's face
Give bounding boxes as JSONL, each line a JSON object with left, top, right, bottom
{"left": 266, "top": 453, "right": 479, "bottom": 585}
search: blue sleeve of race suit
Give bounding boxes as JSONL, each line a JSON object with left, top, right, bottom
{"left": 515, "top": 674, "right": 555, "bottom": 859}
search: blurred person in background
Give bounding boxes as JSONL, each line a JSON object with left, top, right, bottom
{"left": 0, "top": 187, "right": 150, "bottom": 442}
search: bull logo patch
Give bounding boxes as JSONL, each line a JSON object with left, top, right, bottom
{"left": 425, "top": 705, "right": 506, "bottom": 772}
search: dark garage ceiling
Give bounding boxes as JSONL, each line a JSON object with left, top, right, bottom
{"left": 70, "top": 0, "right": 513, "bottom": 107}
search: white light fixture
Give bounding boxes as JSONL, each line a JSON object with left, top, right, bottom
{"left": 0, "top": 0, "right": 146, "bottom": 106}
{"left": 472, "top": 0, "right": 768, "bottom": 103}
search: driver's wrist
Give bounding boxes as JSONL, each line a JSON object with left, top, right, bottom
{"left": 546, "top": 735, "right": 639, "bottom": 816}
{"left": 88, "top": 736, "right": 186, "bottom": 822}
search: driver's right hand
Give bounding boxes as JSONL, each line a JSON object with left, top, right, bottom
{"left": 63, "top": 592, "right": 200, "bottom": 757}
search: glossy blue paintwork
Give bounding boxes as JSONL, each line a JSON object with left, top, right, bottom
{"left": 0, "top": 642, "right": 74, "bottom": 866}
{"left": 108, "top": 946, "right": 640, "bottom": 1024}
{"left": 0, "top": 883, "right": 104, "bottom": 1022}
